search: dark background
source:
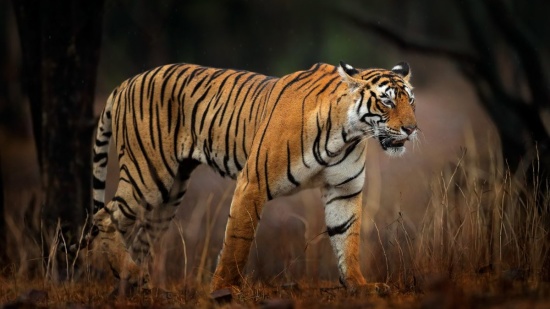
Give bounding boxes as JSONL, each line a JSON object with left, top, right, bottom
{"left": 0, "top": 0, "right": 548, "bottom": 286}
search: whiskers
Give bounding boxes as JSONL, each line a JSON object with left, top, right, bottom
{"left": 409, "top": 126, "right": 425, "bottom": 154}
{"left": 360, "top": 127, "right": 378, "bottom": 141}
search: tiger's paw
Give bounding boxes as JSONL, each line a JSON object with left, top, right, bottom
{"left": 372, "top": 282, "right": 391, "bottom": 296}
{"left": 355, "top": 282, "right": 391, "bottom": 296}
{"left": 210, "top": 288, "right": 233, "bottom": 304}
{"left": 343, "top": 280, "right": 391, "bottom": 297}
{"left": 108, "top": 279, "right": 139, "bottom": 299}
{"left": 108, "top": 278, "right": 155, "bottom": 300}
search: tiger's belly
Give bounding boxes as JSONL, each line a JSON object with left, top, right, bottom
{"left": 184, "top": 137, "right": 244, "bottom": 180}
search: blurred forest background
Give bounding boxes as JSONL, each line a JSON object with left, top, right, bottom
{"left": 0, "top": 0, "right": 549, "bottom": 293}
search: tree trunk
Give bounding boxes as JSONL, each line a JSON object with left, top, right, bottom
{"left": 0, "top": 155, "right": 5, "bottom": 266}
{"left": 0, "top": 1, "right": 8, "bottom": 266}
{"left": 40, "top": 0, "right": 104, "bottom": 242}
{"left": 12, "top": 0, "right": 43, "bottom": 166}
{"left": 14, "top": 0, "right": 104, "bottom": 251}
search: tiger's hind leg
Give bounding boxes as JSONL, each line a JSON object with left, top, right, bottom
{"left": 128, "top": 159, "right": 200, "bottom": 263}
{"left": 92, "top": 204, "right": 146, "bottom": 296}
{"left": 93, "top": 159, "right": 199, "bottom": 295}
{"left": 92, "top": 179, "right": 150, "bottom": 294}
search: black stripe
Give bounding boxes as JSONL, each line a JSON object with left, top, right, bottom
{"left": 335, "top": 165, "right": 365, "bottom": 187}
{"left": 175, "top": 191, "right": 186, "bottom": 199}
{"left": 92, "top": 176, "right": 105, "bottom": 189}
{"left": 286, "top": 142, "right": 300, "bottom": 187}
{"left": 175, "top": 67, "right": 193, "bottom": 126}
{"left": 341, "top": 127, "right": 349, "bottom": 143}
{"left": 155, "top": 103, "right": 176, "bottom": 178}
{"left": 264, "top": 152, "right": 273, "bottom": 200}
{"left": 190, "top": 73, "right": 210, "bottom": 97}
{"left": 300, "top": 84, "right": 321, "bottom": 168}
{"left": 167, "top": 98, "right": 173, "bottom": 132}
{"left": 247, "top": 76, "right": 274, "bottom": 122}
{"left": 120, "top": 164, "right": 144, "bottom": 200}
{"left": 160, "top": 64, "right": 182, "bottom": 105}
{"left": 356, "top": 90, "right": 365, "bottom": 114}
{"left": 149, "top": 80, "right": 157, "bottom": 150}
{"left": 324, "top": 104, "right": 338, "bottom": 158}
{"left": 147, "top": 66, "right": 163, "bottom": 100}
{"left": 93, "top": 199, "right": 104, "bottom": 213}
{"left": 327, "top": 215, "right": 357, "bottom": 237}
{"left": 221, "top": 72, "right": 247, "bottom": 124}
{"left": 371, "top": 75, "right": 382, "bottom": 84}
{"left": 113, "top": 196, "right": 137, "bottom": 221}
{"left": 95, "top": 139, "right": 109, "bottom": 147}
{"left": 198, "top": 90, "right": 215, "bottom": 132}
{"left": 327, "top": 139, "right": 361, "bottom": 167}
{"left": 312, "top": 115, "right": 328, "bottom": 166}
{"left": 325, "top": 189, "right": 362, "bottom": 205}
{"left": 173, "top": 103, "right": 182, "bottom": 161}
{"left": 315, "top": 75, "right": 339, "bottom": 95}
{"left": 242, "top": 121, "right": 249, "bottom": 159}
{"left": 92, "top": 150, "right": 108, "bottom": 163}
{"left": 230, "top": 235, "right": 254, "bottom": 241}
{"left": 363, "top": 70, "right": 386, "bottom": 82}
{"left": 206, "top": 95, "right": 226, "bottom": 155}
{"left": 298, "top": 70, "right": 327, "bottom": 92}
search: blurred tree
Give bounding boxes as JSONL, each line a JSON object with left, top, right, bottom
{"left": 0, "top": 156, "right": 4, "bottom": 266}
{"left": 341, "top": 0, "right": 550, "bottom": 181}
{"left": 0, "top": 0, "right": 8, "bottom": 266}
{"left": 97, "top": 0, "right": 330, "bottom": 88}
{"left": 13, "top": 0, "right": 104, "bottom": 267}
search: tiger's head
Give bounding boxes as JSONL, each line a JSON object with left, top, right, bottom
{"left": 337, "top": 61, "right": 417, "bottom": 157}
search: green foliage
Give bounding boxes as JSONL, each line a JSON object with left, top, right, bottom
{"left": 97, "top": 0, "right": 404, "bottom": 92}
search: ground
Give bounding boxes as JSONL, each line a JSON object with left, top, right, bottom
{"left": 1, "top": 275, "right": 549, "bottom": 308}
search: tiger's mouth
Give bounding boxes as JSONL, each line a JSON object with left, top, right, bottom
{"left": 378, "top": 136, "right": 407, "bottom": 150}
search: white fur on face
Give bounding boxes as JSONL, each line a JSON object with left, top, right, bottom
{"left": 384, "top": 146, "right": 406, "bottom": 157}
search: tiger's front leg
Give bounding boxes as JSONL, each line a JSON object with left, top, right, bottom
{"left": 211, "top": 177, "right": 266, "bottom": 291}
{"left": 322, "top": 183, "right": 390, "bottom": 295}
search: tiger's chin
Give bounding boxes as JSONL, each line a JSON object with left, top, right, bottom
{"left": 379, "top": 138, "right": 407, "bottom": 157}
{"left": 383, "top": 146, "right": 406, "bottom": 157}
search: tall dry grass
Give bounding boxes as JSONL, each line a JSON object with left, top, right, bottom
{"left": 376, "top": 138, "right": 549, "bottom": 293}
{"left": 1, "top": 136, "right": 549, "bottom": 306}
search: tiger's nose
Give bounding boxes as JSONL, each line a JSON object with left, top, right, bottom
{"left": 402, "top": 125, "right": 417, "bottom": 136}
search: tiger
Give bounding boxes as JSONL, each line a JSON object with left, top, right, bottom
{"left": 89, "top": 61, "right": 417, "bottom": 295}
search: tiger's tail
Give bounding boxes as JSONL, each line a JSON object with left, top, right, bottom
{"left": 92, "top": 89, "right": 116, "bottom": 214}
{"left": 69, "top": 90, "right": 117, "bottom": 253}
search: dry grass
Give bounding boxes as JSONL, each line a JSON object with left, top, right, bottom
{"left": 0, "top": 275, "right": 548, "bottom": 308}
{"left": 1, "top": 131, "right": 550, "bottom": 308}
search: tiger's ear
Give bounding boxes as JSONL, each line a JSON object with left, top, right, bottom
{"left": 338, "top": 61, "right": 361, "bottom": 90}
{"left": 391, "top": 62, "right": 411, "bottom": 82}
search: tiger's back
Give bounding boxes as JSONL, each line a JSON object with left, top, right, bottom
{"left": 112, "top": 64, "right": 277, "bottom": 180}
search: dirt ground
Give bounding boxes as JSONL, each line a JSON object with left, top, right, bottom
{"left": 1, "top": 275, "right": 549, "bottom": 308}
